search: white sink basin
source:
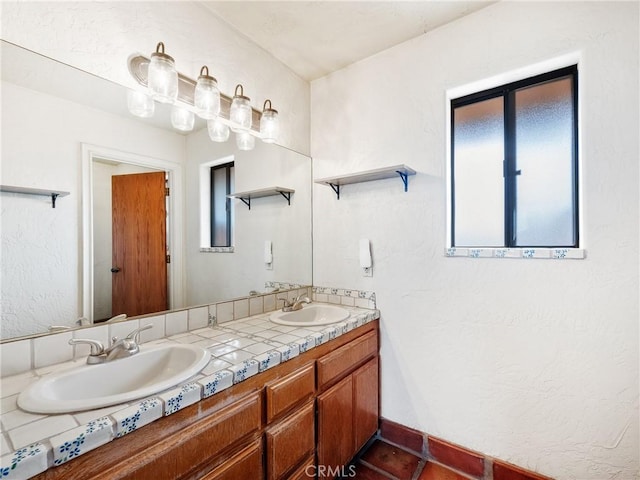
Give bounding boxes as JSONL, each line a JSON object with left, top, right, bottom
{"left": 270, "top": 304, "right": 350, "bottom": 326}
{"left": 18, "top": 344, "right": 210, "bottom": 414}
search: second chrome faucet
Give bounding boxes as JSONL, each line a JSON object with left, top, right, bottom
{"left": 69, "top": 324, "right": 152, "bottom": 364}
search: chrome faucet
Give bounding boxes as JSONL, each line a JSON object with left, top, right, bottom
{"left": 280, "top": 294, "right": 312, "bottom": 312}
{"left": 69, "top": 324, "right": 152, "bottom": 364}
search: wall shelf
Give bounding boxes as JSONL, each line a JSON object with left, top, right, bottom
{"left": 314, "top": 164, "right": 416, "bottom": 199}
{"left": 0, "top": 185, "right": 70, "bottom": 208}
{"left": 228, "top": 187, "right": 294, "bottom": 210}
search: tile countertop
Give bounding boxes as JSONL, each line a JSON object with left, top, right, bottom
{"left": 0, "top": 304, "right": 380, "bottom": 479}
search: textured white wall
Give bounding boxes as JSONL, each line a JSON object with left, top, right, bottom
{"left": 311, "top": 2, "right": 638, "bottom": 479}
{"left": 1, "top": 82, "right": 186, "bottom": 338}
{"left": 0, "top": 1, "right": 310, "bottom": 155}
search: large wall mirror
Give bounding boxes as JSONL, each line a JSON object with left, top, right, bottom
{"left": 0, "top": 40, "right": 312, "bottom": 341}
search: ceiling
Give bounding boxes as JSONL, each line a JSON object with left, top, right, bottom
{"left": 200, "top": 1, "right": 496, "bottom": 81}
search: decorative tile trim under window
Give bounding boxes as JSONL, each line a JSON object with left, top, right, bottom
{"left": 313, "top": 286, "right": 377, "bottom": 309}
{"left": 199, "top": 246, "right": 234, "bottom": 253}
{"left": 445, "top": 247, "right": 585, "bottom": 259}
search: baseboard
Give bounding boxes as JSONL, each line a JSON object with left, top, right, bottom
{"left": 379, "top": 418, "right": 554, "bottom": 480}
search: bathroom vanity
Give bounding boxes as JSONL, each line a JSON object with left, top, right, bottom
{"left": 12, "top": 309, "right": 379, "bottom": 479}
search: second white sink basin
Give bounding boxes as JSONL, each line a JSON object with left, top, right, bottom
{"left": 270, "top": 304, "right": 350, "bottom": 326}
{"left": 18, "top": 343, "right": 210, "bottom": 414}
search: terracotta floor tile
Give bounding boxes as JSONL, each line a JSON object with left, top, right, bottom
{"left": 341, "top": 462, "right": 393, "bottom": 479}
{"left": 417, "top": 462, "right": 470, "bottom": 480}
{"left": 360, "top": 440, "right": 421, "bottom": 480}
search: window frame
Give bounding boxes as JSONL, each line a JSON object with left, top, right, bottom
{"left": 450, "top": 65, "right": 579, "bottom": 250}
{"left": 209, "top": 161, "right": 234, "bottom": 248}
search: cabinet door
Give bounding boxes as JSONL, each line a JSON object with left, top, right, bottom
{"left": 353, "top": 357, "right": 379, "bottom": 452}
{"left": 265, "top": 362, "right": 315, "bottom": 423}
{"left": 317, "top": 375, "right": 354, "bottom": 479}
{"left": 288, "top": 455, "right": 315, "bottom": 480}
{"left": 200, "top": 439, "right": 263, "bottom": 480}
{"left": 265, "top": 400, "right": 315, "bottom": 480}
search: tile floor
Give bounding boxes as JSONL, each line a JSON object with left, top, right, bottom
{"left": 343, "top": 439, "right": 473, "bottom": 480}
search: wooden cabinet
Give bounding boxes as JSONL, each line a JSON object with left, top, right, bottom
{"left": 265, "top": 362, "right": 315, "bottom": 423}
{"left": 265, "top": 400, "right": 315, "bottom": 480}
{"left": 317, "top": 331, "right": 379, "bottom": 479}
{"left": 200, "top": 439, "right": 263, "bottom": 480}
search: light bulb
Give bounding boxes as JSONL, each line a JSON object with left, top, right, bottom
{"left": 260, "top": 100, "right": 279, "bottom": 143}
{"left": 127, "top": 90, "right": 155, "bottom": 118}
{"left": 194, "top": 66, "right": 220, "bottom": 120}
{"left": 230, "top": 84, "right": 252, "bottom": 131}
{"left": 171, "top": 105, "right": 194, "bottom": 132}
{"left": 208, "top": 118, "right": 230, "bottom": 142}
{"left": 236, "top": 131, "right": 255, "bottom": 151}
{"left": 147, "top": 42, "right": 178, "bottom": 104}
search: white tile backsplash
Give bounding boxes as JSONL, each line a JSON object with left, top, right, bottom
{"left": 72, "top": 325, "right": 109, "bottom": 359}
{"left": 188, "top": 307, "right": 208, "bottom": 330}
{"left": 216, "top": 302, "right": 234, "bottom": 323}
{"left": 139, "top": 315, "right": 166, "bottom": 343}
{"left": 0, "top": 341, "right": 31, "bottom": 377}
{"left": 233, "top": 299, "right": 249, "bottom": 320}
{"left": 165, "top": 311, "right": 188, "bottom": 336}
{"left": 108, "top": 319, "right": 140, "bottom": 343}
{"left": 33, "top": 332, "right": 73, "bottom": 369}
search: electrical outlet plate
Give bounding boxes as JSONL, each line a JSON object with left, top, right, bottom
{"left": 363, "top": 267, "right": 372, "bottom": 277}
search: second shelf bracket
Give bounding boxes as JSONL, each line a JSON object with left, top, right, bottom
{"left": 279, "top": 191, "right": 292, "bottom": 205}
{"left": 329, "top": 183, "right": 341, "bottom": 200}
{"left": 396, "top": 171, "right": 409, "bottom": 192}
{"left": 240, "top": 197, "right": 251, "bottom": 210}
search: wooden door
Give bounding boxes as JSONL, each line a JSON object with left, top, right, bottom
{"left": 112, "top": 171, "right": 167, "bottom": 317}
{"left": 317, "top": 376, "right": 354, "bottom": 479}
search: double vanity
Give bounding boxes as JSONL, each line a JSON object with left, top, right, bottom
{"left": 0, "top": 289, "right": 380, "bottom": 479}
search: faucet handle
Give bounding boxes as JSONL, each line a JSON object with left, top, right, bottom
{"left": 125, "top": 324, "right": 153, "bottom": 344}
{"left": 69, "top": 338, "right": 105, "bottom": 356}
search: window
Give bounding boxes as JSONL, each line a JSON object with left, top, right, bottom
{"left": 450, "top": 65, "right": 578, "bottom": 249}
{"left": 210, "top": 161, "right": 234, "bottom": 247}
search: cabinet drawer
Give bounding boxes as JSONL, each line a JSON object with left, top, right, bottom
{"left": 200, "top": 439, "right": 263, "bottom": 480}
{"left": 265, "top": 400, "right": 315, "bottom": 480}
{"left": 288, "top": 455, "right": 315, "bottom": 480}
{"left": 175, "top": 392, "right": 262, "bottom": 476}
{"left": 317, "top": 330, "right": 377, "bottom": 390}
{"left": 266, "top": 362, "right": 315, "bottom": 422}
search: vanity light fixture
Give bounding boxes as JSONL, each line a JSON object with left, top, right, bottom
{"left": 127, "top": 90, "right": 155, "bottom": 118}
{"left": 171, "top": 105, "right": 195, "bottom": 132}
{"left": 260, "top": 100, "right": 279, "bottom": 143}
{"left": 127, "top": 42, "right": 280, "bottom": 145}
{"left": 208, "top": 117, "right": 230, "bottom": 142}
{"left": 147, "top": 42, "right": 178, "bottom": 103}
{"left": 230, "top": 84, "right": 252, "bottom": 131}
{"left": 236, "top": 130, "right": 256, "bottom": 151}
{"left": 194, "top": 66, "right": 220, "bottom": 120}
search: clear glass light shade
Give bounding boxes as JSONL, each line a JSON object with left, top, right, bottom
{"left": 171, "top": 106, "right": 194, "bottom": 132}
{"left": 260, "top": 109, "right": 279, "bottom": 143}
{"left": 207, "top": 118, "right": 230, "bottom": 142}
{"left": 194, "top": 68, "right": 220, "bottom": 120}
{"left": 230, "top": 85, "right": 252, "bottom": 131}
{"left": 127, "top": 90, "right": 155, "bottom": 118}
{"left": 148, "top": 45, "right": 178, "bottom": 104}
{"left": 236, "top": 131, "right": 255, "bottom": 151}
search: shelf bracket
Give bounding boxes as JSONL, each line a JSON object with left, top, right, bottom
{"left": 396, "top": 170, "right": 409, "bottom": 192}
{"left": 279, "top": 191, "right": 292, "bottom": 205}
{"left": 240, "top": 197, "right": 251, "bottom": 210}
{"left": 51, "top": 193, "right": 59, "bottom": 208}
{"left": 329, "top": 183, "right": 341, "bottom": 200}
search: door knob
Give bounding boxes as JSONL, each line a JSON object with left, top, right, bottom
{"left": 111, "top": 267, "right": 121, "bottom": 273}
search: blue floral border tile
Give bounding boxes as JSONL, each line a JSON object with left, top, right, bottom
{"left": 276, "top": 343, "right": 300, "bottom": 362}
{"left": 229, "top": 359, "right": 259, "bottom": 384}
{"left": 51, "top": 416, "right": 113, "bottom": 466}
{"left": 255, "top": 351, "right": 281, "bottom": 372}
{"left": 445, "top": 247, "right": 585, "bottom": 260}
{"left": 112, "top": 398, "right": 162, "bottom": 438}
{"left": 197, "top": 370, "right": 233, "bottom": 398}
{"left": 0, "top": 443, "right": 48, "bottom": 479}
{"left": 295, "top": 337, "right": 314, "bottom": 353}
{"left": 159, "top": 383, "right": 202, "bottom": 416}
